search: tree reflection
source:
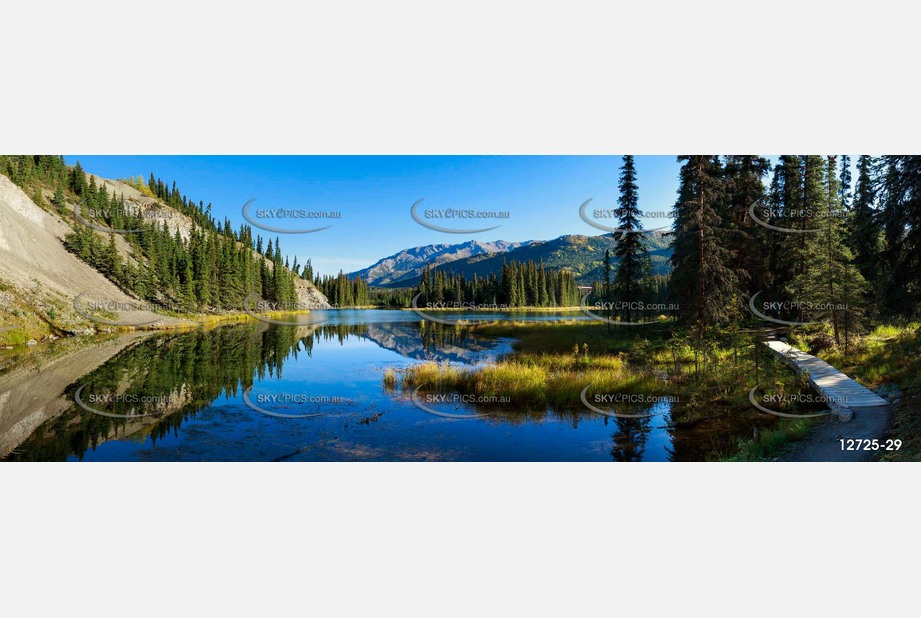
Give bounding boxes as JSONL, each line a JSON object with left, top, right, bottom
{"left": 3, "top": 320, "right": 503, "bottom": 461}
{"left": 609, "top": 413, "right": 653, "bottom": 462}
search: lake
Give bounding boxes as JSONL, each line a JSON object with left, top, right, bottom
{"left": 1, "top": 309, "right": 750, "bottom": 462}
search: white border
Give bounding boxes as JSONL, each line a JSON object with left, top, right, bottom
{"left": 2, "top": 464, "right": 918, "bottom": 617}
{"left": 3, "top": 2, "right": 919, "bottom": 154}
{"left": 2, "top": 1, "right": 919, "bottom": 615}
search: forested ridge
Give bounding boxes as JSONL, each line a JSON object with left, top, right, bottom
{"left": 1, "top": 155, "right": 306, "bottom": 313}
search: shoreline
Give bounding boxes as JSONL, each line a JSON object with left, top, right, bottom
{"left": 317, "top": 305, "right": 586, "bottom": 312}
{"left": 3, "top": 305, "right": 589, "bottom": 350}
{"left": 0, "top": 309, "right": 318, "bottom": 351}
{"left": 401, "top": 305, "right": 584, "bottom": 312}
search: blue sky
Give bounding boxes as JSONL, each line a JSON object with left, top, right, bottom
{"left": 64, "top": 156, "right": 852, "bottom": 276}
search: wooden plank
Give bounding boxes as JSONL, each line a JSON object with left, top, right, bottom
{"left": 764, "top": 340, "right": 888, "bottom": 409}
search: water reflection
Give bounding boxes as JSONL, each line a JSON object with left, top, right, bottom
{"left": 610, "top": 414, "right": 654, "bottom": 462}
{"left": 1, "top": 317, "right": 513, "bottom": 461}
{"left": 0, "top": 310, "right": 760, "bottom": 462}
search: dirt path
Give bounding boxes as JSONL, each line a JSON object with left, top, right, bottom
{"left": 780, "top": 404, "right": 891, "bottom": 462}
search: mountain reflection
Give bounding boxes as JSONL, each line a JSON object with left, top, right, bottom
{"left": 1, "top": 314, "right": 744, "bottom": 462}
{"left": 2, "top": 320, "right": 506, "bottom": 461}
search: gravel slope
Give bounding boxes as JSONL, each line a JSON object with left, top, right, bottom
{"left": 0, "top": 174, "right": 182, "bottom": 331}
{"left": 0, "top": 172, "right": 330, "bottom": 337}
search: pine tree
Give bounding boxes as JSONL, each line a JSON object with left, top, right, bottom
{"left": 30, "top": 187, "right": 46, "bottom": 208}
{"left": 71, "top": 161, "right": 88, "bottom": 196}
{"left": 535, "top": 260, "right": 547, "bottom": 307}
{"left": 878, "top": 156, "right": 921, "bottom": 316}
{"left": 668, "top": 156, "right": 739, "bottom": 329}
{"left": 603, "top": 248, "right": 612, "bottom": 322}
{"left": 780, "top": 155, "right": 827, "bottom": 322}
{"left": 611, "top": 155, "right": 650, "bottom": 322}
{"left": 180, "top": 261, "right": 196, "bottom": 311}
{"left": 52, "top": 183, "right": 66, "bottom": 214}
{"left": 787, "top": 156, "right": 868, "bottom": 352}
{"left": 878, "top": 156, "right": 908, "bottom": 313}
{"left": 839, "top": 154, "right": 852, "bottom": 210}
{"left": 723, "top": 155, "right": 769, "bottom": 297}
{"left": 850, "top": 155, "right": 879, "bottom": 284}
{"left": 104, "top": 233, "right": 122, "bottom": 283}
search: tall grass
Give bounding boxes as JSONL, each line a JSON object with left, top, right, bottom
{"left": 823, "top": 323, "right": 921, "bottom": 387}
{"left": 398, "top": 352, "right": 663, "bottom": 407}
{"left": 382, "top": 368, "right": 398, "bottom": 388}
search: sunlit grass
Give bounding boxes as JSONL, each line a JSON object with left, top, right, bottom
{"left": 389, "top": 318, "right": 919, "bottom": 459}
{"left": 0, "top": 327, "right": 31, "bottom": 346}
{"left": 398, "top": 353, "right": 661, "bottom": 407}
{"left": 823, "top": 323, "right": 921, "bottom": 387}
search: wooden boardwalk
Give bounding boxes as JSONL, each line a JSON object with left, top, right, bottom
{"left": 764, "top": 340, "right": 888, "bottom": 410}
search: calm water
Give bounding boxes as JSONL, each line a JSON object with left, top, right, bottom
{"left": 1, "top": 309, "right": 744, "bottom": 462}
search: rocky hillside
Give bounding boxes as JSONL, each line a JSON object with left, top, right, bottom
{"left": 81, "top": 172, "right": 330, "bottom": 311}
{"left": 0, "top": 174, "right": 187, "bottom": 342}
{"left": 0, "top": 166, "right": 329, "bottom": 346}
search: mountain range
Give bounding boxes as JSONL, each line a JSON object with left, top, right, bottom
{"left": 349, "top": 233, "right": 673, "bottom": 288}
{"left": 349, "top": 239, "right": 531, "bottom": 286}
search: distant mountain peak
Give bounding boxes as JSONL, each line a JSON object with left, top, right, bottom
{"left": 363, "top": 232, "right": 673, "bottom": 288}
{"left": 348, "top": 239, "right": 532, "bottom": 287}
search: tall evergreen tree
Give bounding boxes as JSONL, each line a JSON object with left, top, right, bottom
{"left": 52, "top": 183, "right": 66, "bottom": 214}
{"left": 850, "top": 155, "right": 880, "bottom": 284}
{"left": 723, "top": 155, "right": 769, "bottom": 297}
{"left": 878, "top": 156, "right": 909, "bottom": 313}
{"left": 611, "top": 155, "right": 650, "bottom": 322}
{"left": 878, "top": 155, "right": 921, "bottom": 316}
{"left": 839, "top": 154, "right": 852, "bottom": 210}
{"left": 669, "top": 156, "right": 739, "bottom": 329}
{"left": 780, "top": 155, "right": 826, "bottom": 321}
{"left": 602, "top": 248, "right": 612, "bottom": 327}
{"left": 787, "top": 156, "right": 867, "bottom": 352}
